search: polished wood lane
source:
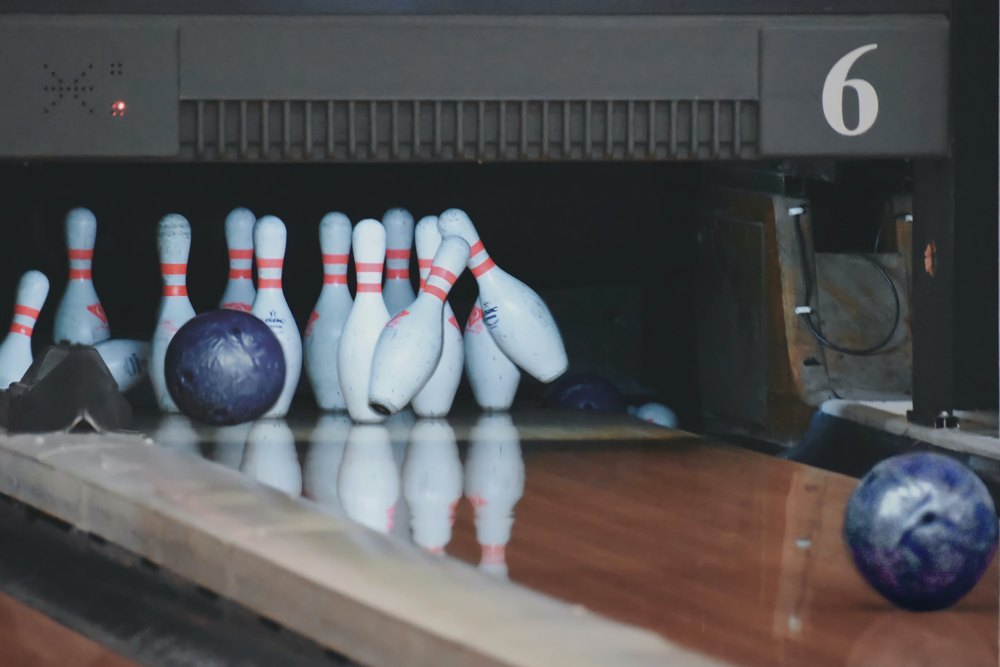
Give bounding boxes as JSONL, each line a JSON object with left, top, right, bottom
{"left": 446, "top": 433, "right": 998, "bottom": 667}
{"left": 0, "top": 591, "right": 135, "bottom": 667}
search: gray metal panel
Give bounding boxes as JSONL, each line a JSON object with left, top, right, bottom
{"left": 0, "top": 18, "right": 179, "bottom": 157}
{"left": 179, "top": 17, "right": 759, "bottom": 101}
{"left": 759, "top": 17, "right": 948, "bottom": 156}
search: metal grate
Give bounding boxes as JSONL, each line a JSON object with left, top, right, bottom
{"left": 179, "top": 99, "right": 758, "bottom": 161}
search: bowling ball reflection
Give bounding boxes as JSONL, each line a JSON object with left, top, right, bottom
{"left": 165, "top": 309, "right": 284, "bottom": 425}
{"left": 846, "top": 611, "right": 995, "bottom": 667}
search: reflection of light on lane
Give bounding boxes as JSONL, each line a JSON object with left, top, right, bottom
{"left": 211, "top": 422, "right": 251, "bottom": 470}
{"left": 241, "top": 419, "right": 302, "bottom": 496}
{"left": 303, "top": 414, "right": 352, "bottom": 512}
{"left": 153, "top": 414, "right": 201, "bottom": 456}
{"left": 464, "top": 414, "right": 525, "bottom": 579}
{"left": 403, "top": 419, "right": 462, "bottom": 554}
{"left": 386, "top": 409, "right": 415, "bottom": 543}
{"left": 338, "top": 424, "right": 400, "bottom": 534}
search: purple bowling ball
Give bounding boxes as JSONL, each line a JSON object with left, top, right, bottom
{"left": 844, "top": 452, "right": 998, "bottom": 611}
{"left": 546, "top": 373, "right": 626, "bottom": 412}
{"left": 165, "top": 309, "right": 285, "bottom": 426}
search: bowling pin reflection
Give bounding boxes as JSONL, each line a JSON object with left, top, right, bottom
{"left": 387, "top": 409, "right": 415, "bottom": 543}
{"left": 465, "top": 414, "right": 525, "bottom": 579}
{"left": 211, "top": 422, "right": 251, "bottom": 470}
{"left": 241, "top": 419, "right": 302, "bottom": 496}
{"left": 402, "top": 420, "right": 463, "bottom": 554}
{"left": 338, "top": 425, "right": 400, "bottom": 534}
{"left": 153, "top": 414, "right": 202, "bottom": 456}
{"left": 303, "top": 414, "right": 352, "bottom": 513}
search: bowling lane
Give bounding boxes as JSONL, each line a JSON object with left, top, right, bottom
{"left": 143, "top": 410, "right": 999, "bottom": 667}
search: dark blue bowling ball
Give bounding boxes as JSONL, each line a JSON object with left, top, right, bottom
{"left": 545, "top": 373, "right": 626, "bottom": 412}
{"left": 165, "top": 309, "right": 285, "bottom": 426}
{"left": 844, "top": 452, "right": 998, "bottom": 611}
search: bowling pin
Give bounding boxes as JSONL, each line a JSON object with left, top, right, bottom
{"left": 382, "top": 208, "right": 416, "bottom": 317}
{"left": 0, "top": 271, "right": 49, "bottom": 389}
{"left": 153, "top": 414, "right": 202, "bottom": 456}
{"left": 635, "top": 402, "right": 678, "bottom": 428}
{"left": 54, "top": 208, "right": 110, "bottom": 345}
{"left": 402, "top": 419, "right": 462, "bottom": 554}
{"left": 338, "top": 219, "right": 390, "bottom": 423}
{"left": 94, "top": 339, "right": 149, "bottom": 392}
{"left": 368, "top": 236, "right": 470, "bottom": 416}
{"left": 303, "top": 413, "right": 352, "bottom": 512}
{"left": 411, "top": 217, "right": 464, "bottom": 418}
{"left": 338, "top": 424, "right": 400, "bottom": 533}
{"left": 242, "top": 419, "right": 302, "bottom": 496}
{"left": 437, "top": 209, "right": 568, "bottom": 383}
{"left": 250, "top": 216, "right": 302, "bottom": 419}
{"left": 219, "top": 207, "right": 256, "bottom": 312}
{"left": 465, "top": 299, "right": 520, "bottom": 411}
{"left": 465, "top": 413, "right": 525, "bottom": 579}
{"left": 211, "top": 422, "right": 251, "bottom": 470}
{"left": 303, "top": 213, "right": 353, "bottom": 412}
{"left": 150, "top": 214, "right": 196, "bottom": 413}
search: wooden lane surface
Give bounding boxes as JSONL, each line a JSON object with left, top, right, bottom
{"left": 0, "top": 591, "right": 135, "bottom": 667}
{"left": 443, "top": 433, "right": 999, "bottom": 667}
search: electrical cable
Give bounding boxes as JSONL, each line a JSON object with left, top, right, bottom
{"left": 791, "top": 207, "right": 902, "bottom": 357}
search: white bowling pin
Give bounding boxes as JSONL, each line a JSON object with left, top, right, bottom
{"left": 242, "top": 419, "right": 302, "bottom": 496}
{"left": 251, "top": 216, "right": 301, "bottom": 419}
{"left": 94, "top": 339, "right": 149, "bottom": 392}
{"left": 0, "top": 271, "right": 49, "bottom": 389}
{"left": 636, "top": 402, "right": 679, "bottom": 428}
{"left": 465, "top": 413, "right": 525, "bottom": 579}
{"left": 465, "top": 299, "right": 521, "bottom": 411}
{"left": 382, "top": 208, "right": 416, "bottom": 317}
{"left": 437, "top": 209, "right": 568, "bottom": 383}
{"left": 303, "top": 413, "right": 352, "bottom": 512}
{"left": 303, "top": 213, "right": 353, "bottom": 411}
{"left": 338, "top": 219, "right": 390, "bottom": 423}
{"left": 411, "top": 217, "right": 464, "bottom": 418}
{"left": 402, "top": 419, "right": 463, "bottom": 553}
{"left": 54, "top": 208, "right": 110, "bottom": 345}
{"left": 368, "top": 236, "right": 470, "bottom": 416}
{"left": 338, "top": 424, "right": 400, "bottom": 533}
{"left": 211, "top": 422, "right": 251, "bottom": 470}
{"left": 153, "top": 414, "right": 201, "bottom": 456}
{"left": 219, "top": 207, "right": 256, "bottom": 312}
{"left": 150, "top": 214, "right": 196, "bottom": 413}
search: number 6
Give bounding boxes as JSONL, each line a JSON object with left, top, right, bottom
{"left": 822, "top": 44, "right": 879, "bottom": 136}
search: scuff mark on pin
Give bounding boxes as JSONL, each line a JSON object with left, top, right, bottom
{"left": 923, "top": 241, "right": 937, "bottom": 277}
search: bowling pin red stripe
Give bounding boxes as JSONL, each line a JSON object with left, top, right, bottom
{"left": 386, "top": 249, "right": 410, "bottom": 260}
{"left": 423, "top": 284, "right": 449, "bottom": 302}
{"left": 471, "top": 257, "right": 496, "bottom": 277}
{"left": 68, "top": 249, "right": 93, "bottom": 260}
{"left": 228, "top": 249, "right": 253, "bottom": 260}
{"left": 429, "top": 266, "right": 458, "bottom": 285}
{"left": 355, "top": 262, "right": 383, "bottom": 273}
{"left": 14, "top": 305, "right": 39, "bottom": 319}
{"left": 222, "top": 302, "right": 251, "bottom": 312}
{"left": 9, "top": 323, "right": 32, "bottom": 337}
{"left": 68, "top": 269, "right": 92, "bottom": 280}
{"left": 323, "top": 274, "right": 348, "bottom": 284}
{"left": 257, "top": 258, "right": 283, "bottom": 268}
{"left": 356, "top": 283, "right": 381, "bottom": 293}
{"left": 163, "top": 285, "right": 188, "bottom": 297}
{"left": 418, "top": 259, "right": 432, "bottom": 269}
{"left": 322, "top": 253, "right": 349, "bottom": 264}
{"left": 229, "top": 269, "right": 252, "bottom": 280}
{"left": 160, "top": 263, "right": 187, "bottom": 275}
{"left": 259, "top": 278, "right": 282, "bottom": 289}
{"left": 386, "top": 269, "right": 409, "bottom": 279}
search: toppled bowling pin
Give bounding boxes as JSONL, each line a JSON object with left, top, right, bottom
{"left": 382, "top": 208, "right": 416, "bottom": 317}
{"left": 219, "top": 207, "right": 256, "bottom": 312}
{"left": 250, "top": 216, "right": 301, "bottom": 418}
{"left": 54, "top": 208, "right": 110, "bottom": 345}
{"left": 635, "top": 402, "right": 678, "bottom": 428}
{"left": 464, "top": 298, "right": 520, "bottom": 411}
{"left": 411, "top": 217, "right": 464, "bottom": 418}
{"left": 465, "top": 413, "right": 525, "bottom": 579}
{"left": 303, "top": 213, "right": 353, "bottom": 412}
{"left": 338, "top": 220, "right": 390, "bottom": 423}
{"left": 94, "top": 339, "right": 149, "bottom": 392}
{"left": 242, "top": 419, "right": 302, "bottom": 496}
{"left": 0, "top": 271, "right": 49, "bottom": 389}
{"left": 338, "top": 424, "right": 400, "bottom": 533}
{"left": 368, "top": 236, "right": 469, "bottom": 416}
{"left": 303, "top": 413, "right": 352, "bottom": 511}
{"left": 437, "top": 209, "right": 567, "bottom": 383}
{"left": 150, "top": 214, "right": 196, "bottom": 413}
{"left": 402, "top": 419, "right": 462, "bottom": 553}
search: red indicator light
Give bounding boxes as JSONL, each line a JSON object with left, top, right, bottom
{"left": 111, "top": 100, "right": 127, "bottom": 117}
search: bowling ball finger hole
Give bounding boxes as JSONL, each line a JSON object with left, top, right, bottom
{"left": 920, "top": 512, "right": 937, "bottom": 525}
